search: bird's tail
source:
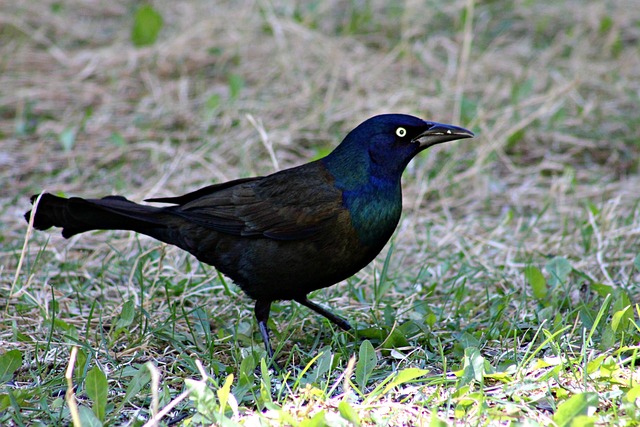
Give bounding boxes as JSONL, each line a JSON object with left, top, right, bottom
{"left": 25, "top": 193, "right": 168, "bottom": 239}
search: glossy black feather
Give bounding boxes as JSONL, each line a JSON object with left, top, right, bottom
{"left": 24, "top": 114, "right": 474, "bottom": 358}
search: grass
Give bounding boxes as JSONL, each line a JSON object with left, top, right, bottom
{"left": 2, "top": 0, "right": 640, "bottom": 425}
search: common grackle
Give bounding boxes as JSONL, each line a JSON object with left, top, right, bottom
{"left": 25, "top": 114, "right": 473, "bottom": 357}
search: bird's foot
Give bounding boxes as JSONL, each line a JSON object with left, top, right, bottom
{"left": 255, "top": 300, "right": 282, "bottom": 371}
{"left": 294, "top": 296, "right": 352, "bottom": 331}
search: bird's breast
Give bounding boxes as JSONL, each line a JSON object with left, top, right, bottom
{"left": 341, "top": 183, "right": 402, "bottom": 248}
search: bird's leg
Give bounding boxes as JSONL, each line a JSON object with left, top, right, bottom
{"left": 254, "top": 300, "right": 274, "bottom": 359}
{"left": 294, "top": 296, "right": 352, "bottom": 331}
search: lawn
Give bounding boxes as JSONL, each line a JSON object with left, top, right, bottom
{"left": 1, "top": 0, "right": 639, "bottom": 425}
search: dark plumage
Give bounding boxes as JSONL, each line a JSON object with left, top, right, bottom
{"left": 25, "top": 114, "right": 473, "bottom": 357}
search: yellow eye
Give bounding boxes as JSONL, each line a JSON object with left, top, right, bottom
{"left": 396, "top": 127, "right": 407, "bottom": 137}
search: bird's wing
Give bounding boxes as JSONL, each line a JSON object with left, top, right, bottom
{"left": 157, "top": 163, "right": 345, "bottom": 241}
{"left": 145, "top": 177, "right": 261, "bottom": 205}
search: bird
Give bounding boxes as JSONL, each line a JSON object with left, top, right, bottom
{"left": 24, "top": 114, "right": 473, "bottom": 358}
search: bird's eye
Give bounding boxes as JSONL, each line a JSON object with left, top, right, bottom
{"left": 395, "top": 127, "right": 407, "bottom": 138}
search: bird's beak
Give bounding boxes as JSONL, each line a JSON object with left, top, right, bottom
{"left": 413, "top": 121, "right": 474, "bottom": 149}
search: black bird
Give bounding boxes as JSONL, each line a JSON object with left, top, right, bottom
{"left": 25, "top": 114, "right": 473, "bottom": 357}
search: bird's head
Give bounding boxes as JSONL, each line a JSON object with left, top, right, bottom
{"left": 324, "top": 114, "right": 474, "bottom": 188}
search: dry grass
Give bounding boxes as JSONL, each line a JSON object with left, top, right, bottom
{"left": 2, "top": 0, "right": 640, "bottom": 425}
